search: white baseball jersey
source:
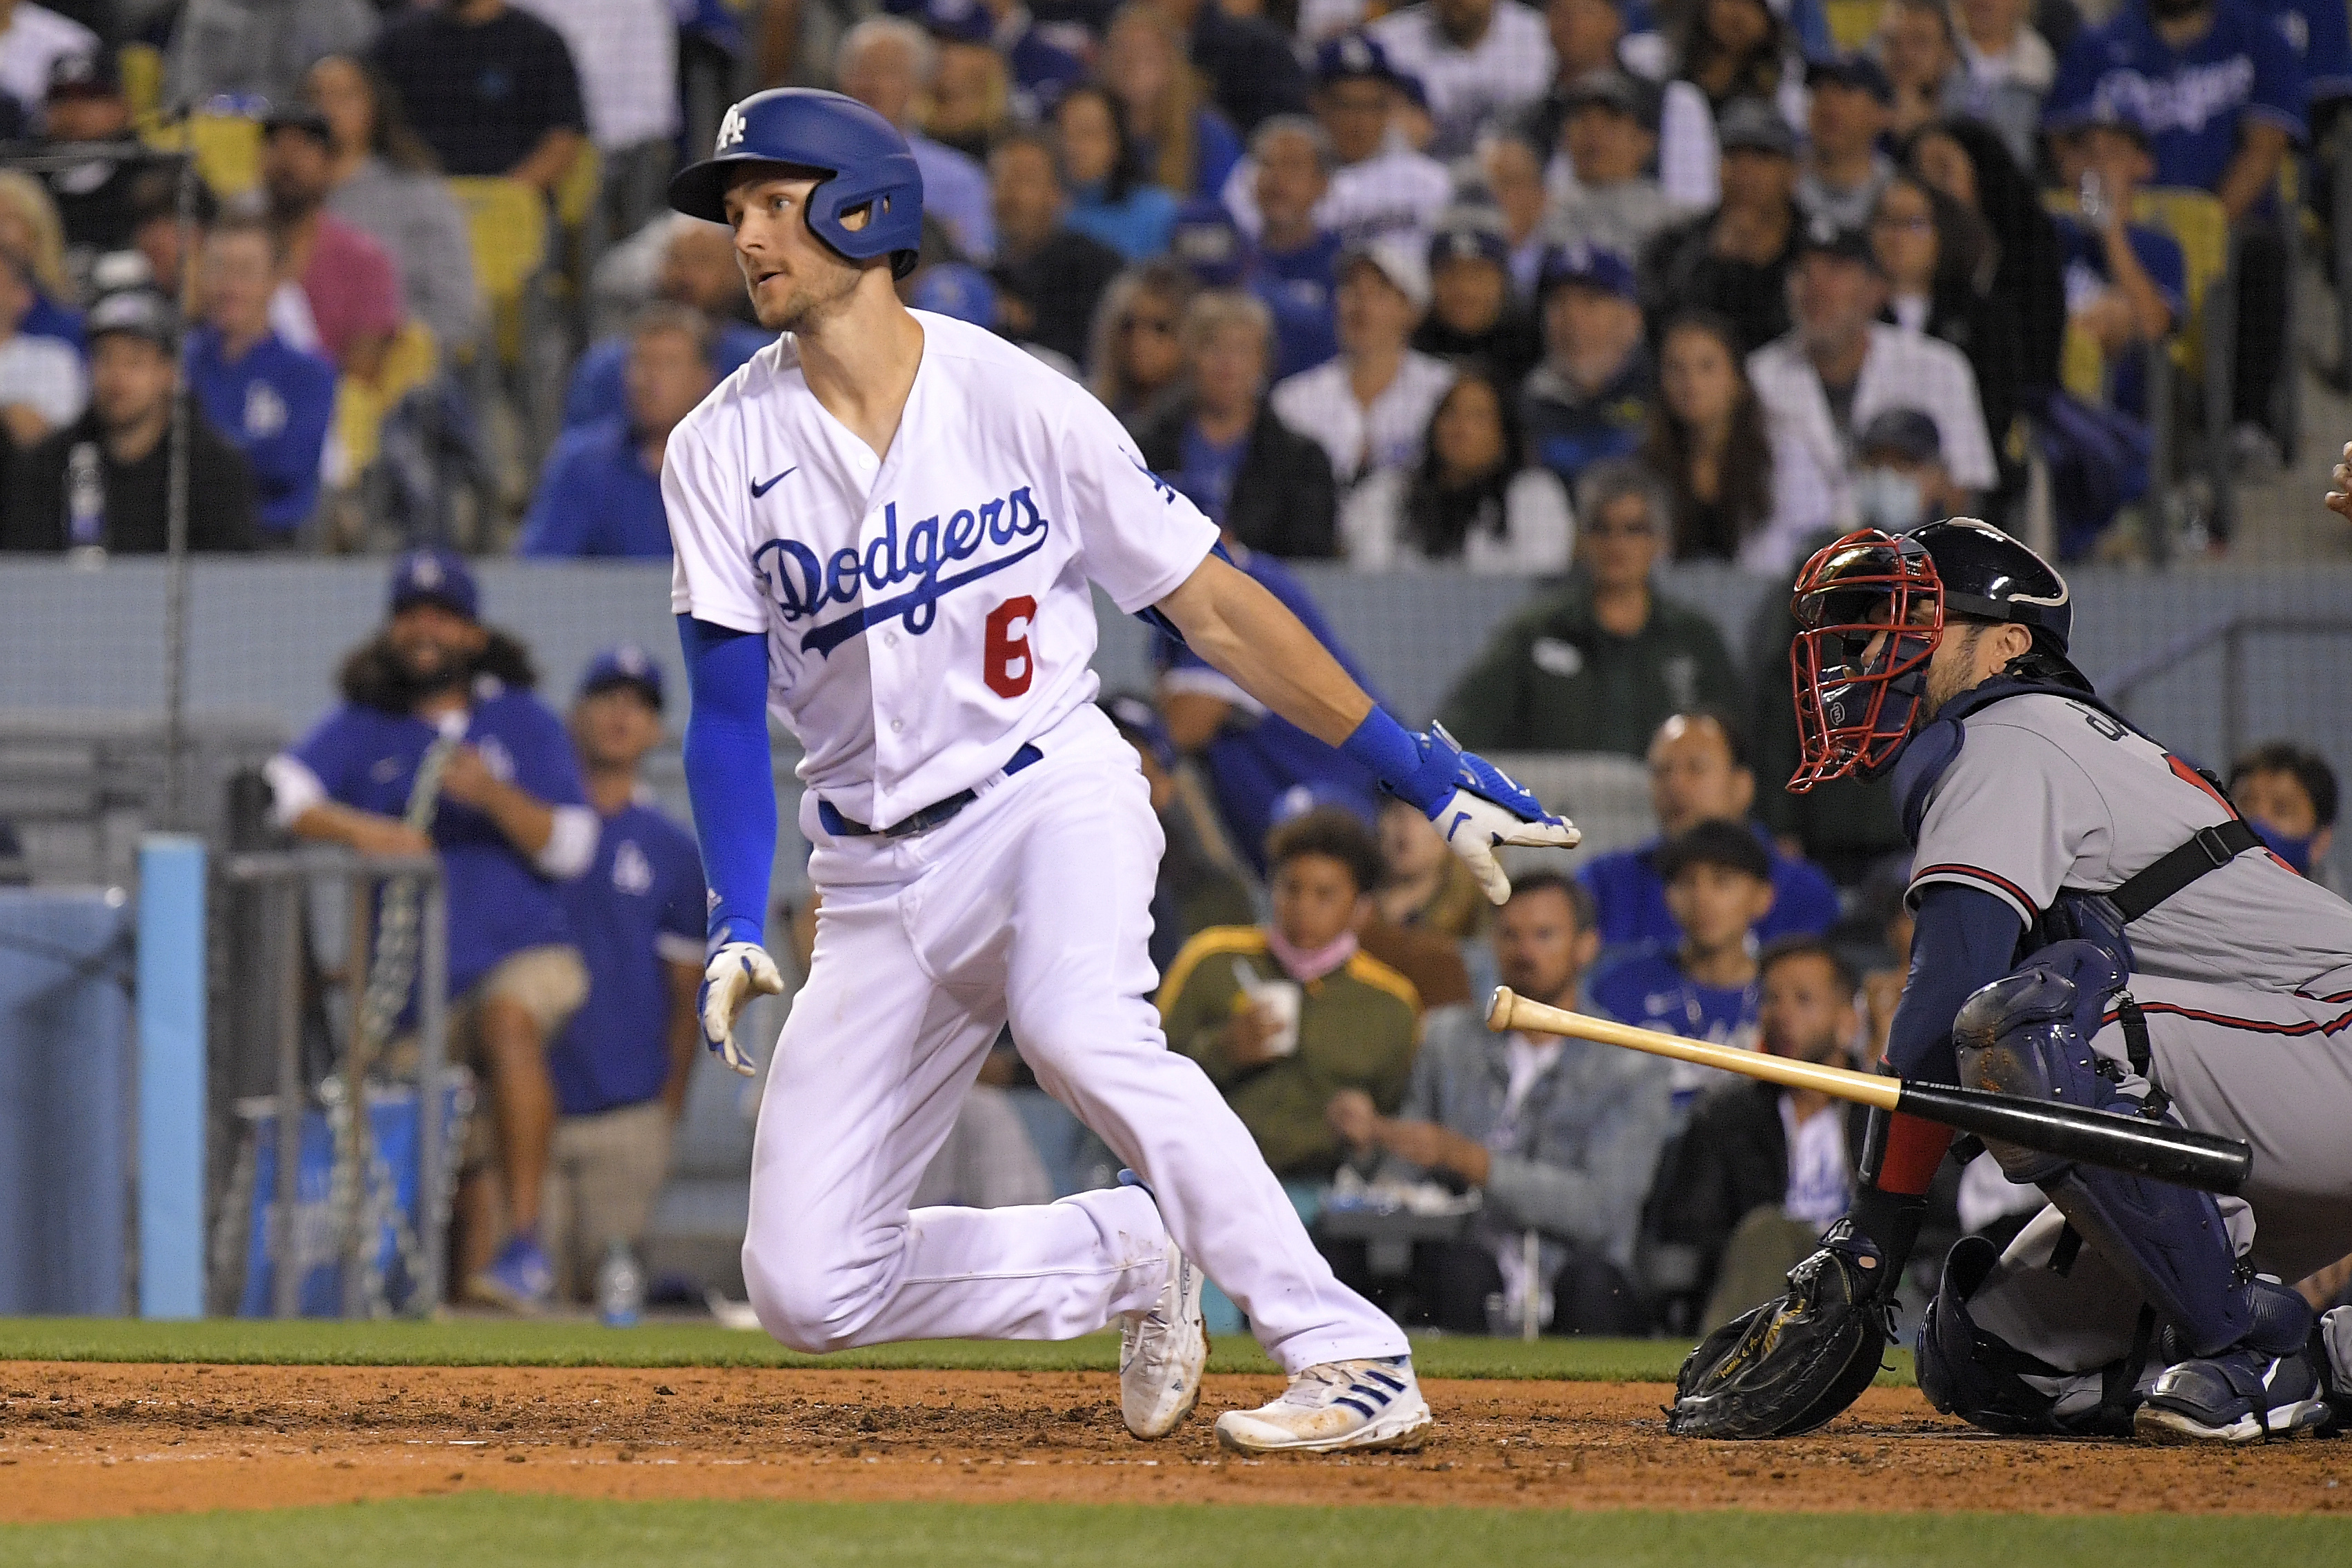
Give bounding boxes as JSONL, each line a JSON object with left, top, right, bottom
{"left": 666, "top": 311, "right": 1220, "bottom": 832}
{"left": 1907, "top": 692, "right": 2352, "bottom": 997}
{"left": 1219, "top": 144, "right": 1455, "bottom": 245}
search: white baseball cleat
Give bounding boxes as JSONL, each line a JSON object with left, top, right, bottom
{"left": 1213, "top": 1356, "right": 1433, "bottom": 1454}
{"left": 1119, "top": 1240, "right": 1208, "bottom": 1439}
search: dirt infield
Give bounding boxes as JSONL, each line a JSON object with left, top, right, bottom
{"left": 0, "top": 1363, "right": 2344, "bottom": 1522}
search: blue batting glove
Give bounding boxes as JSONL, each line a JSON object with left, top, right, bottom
{"left": 1344, "top": 714, "right": 1581, "bottom": 904}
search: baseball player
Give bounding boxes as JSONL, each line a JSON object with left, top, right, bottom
{"left": 664, "top": 89, "right": 1577, "bottom": 1454}
{"left": 1673, "top": 518, "right": 2352, "bottom": 1443}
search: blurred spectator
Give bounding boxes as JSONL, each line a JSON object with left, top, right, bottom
{"left": 262, "top": 103, "right": 403, "bottom": 378}
{"left": 1851, "top": 405, "right": 1969, "bottom": 531}
{"left": 1326, "top": 872, "right": 1669, "bottom": 1334}
{"left": 1135, "top": 288, "right": 1338, "bottom": 556}
{"left": 1477, "top": 131, "right": 1552, "bottom": 299}
{"left": 3, "top": 289, "right": 257, "bottom": 552}
{"left": 1087, "top": 259, "right": 1193, "bottom": 427}
{"left": 0, "top": 0, "right": 95, "bottom": 111}
{"left": 371, "top": 0, "right": 586, "bottom": 192}
{"left": 1224, "top": 34, "right": 1451, "bottom": 247}
{"left": 1877, "top": 0, "right": 1966, "bottom": 141}
{"left": 2229, "top": 741, "right": 2342, "bottom": 887}
{"left": 1162, "top": 805, "right": 1420, "bottom": 1180}
{"left": 1951, "top": 0, "right": 2056, "bottom": 170}
{"left": 188, "top": 217, "right": 336, "bottom": 545}
{"left": 1639, "top": 98, "right": 1800, "bottom": 355}
{"left": 1577, "top": 709, "right": 1841, "bottom": 949}
{"left": 510, "top": 0, "right": 679, "bottom": 243}
{"left": 0, "top": 169, "right": 83, "bottom": 350}
{"left": 839, "top": 16, "right": 994, "bottom": 261}
{"left": 1643, "top": 309, "right": 1829, "bottom": 572}
{"left": 1588, "top": 819, "right": 1771, "bottom": 1117}
{"left": 519, "top": 305, "right": 712, "bottom": 558}
{"left": 126, "top": 165, "right": 217, "bottom": 312}
{"left": 1746, "top": 221, "right": 1996, "bottom": 523}
{"left": 1101, "top": 691, "right": 1257, "bottom": 974}
{"left": 308, "top": 53, "right": 486, "bottom": 362}
{"left": 918, "top": 19, "right": 1013, "bottom": 161}
{"left": 1874, "top": 172, "right": 2020, "bottom": 460}
{"left": 2044, "top": 0, "right": 2302, "bottom": 470}
{"left": 1520, "top": 0, "right": 1632, "bottom": 157}
{"left": 265, "top": 548, "right": 597, "bottom": 1309}
{"left": 1240, "top": 116, "right": 1341, "bottom": 378}
{"left": 2049, "top": 114, "right": 2182, "bottom": 425}
{"left": 1156, "top": 530, "right": 1384, "bottom": 869}
{"left": 542, "top": 646, "right": 704, "bottom": 1303}
{"left": 37, "top": 49, "right": 151, "bottom": 270}
{"left": 1523, "top": 242, "right": 1652, "bottom": 487}
{"left": 1270, "top": 236, "right": 1453, "bottom": 486}
{"left": 1053, "top": 83, "right": 1179, "bottom": 261}
{"left": 987, "top": 130, "right": 1126, "bottom": 367}
{"left": 1413, "top": 219, "right": 1537, "bottom": 388}
{"left": 1798, "top": 54, "right": 1896, "bottom": 232}
{"left": 0, "top": 252, "right": 83, "bottom": 452}
{"left": 564, "top": 222, "right": 770, "bottom": 431}
{"left": 1340, "top": 368, "right": 1573, "bottom": 572}
{"left": 1104, "top": 3, "right": 1242, "bottom": 200}
{"left": 1647, "top": 936, "right": 1864, "bottom": 1331}
{"left": 1156, "top": 0, "right": 1311, "bottom": 134}
{"left": 1373, "top": 794, "right": 1489, "bottom": 941}
{"left": 1552, "top": 72, "right": 1688, "bottom": 261}
{"left": 1370, "top": 0, "right": 1555, "bottom": 158}
{"left": 1437, "top": 459, "right": 1738, "bottom": 755}
{"left": 1675, "top": 0, "right": 1794, "bottom": 116}
{"left": 168, "top": 0, "right": 375, "bottom": 108}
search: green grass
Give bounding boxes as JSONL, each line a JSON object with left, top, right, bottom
{"left": 0, "top": 1317, "right": 1754, "bottom": 1381}
{"left": 1, "top": 1498, "right": 2340, "bottom": 1568}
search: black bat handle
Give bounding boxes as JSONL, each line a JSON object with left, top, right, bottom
{"left": 1898, "top": 1083, "right": 2253, "bottom": 1196}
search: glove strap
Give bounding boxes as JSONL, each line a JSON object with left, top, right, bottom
{"left": 706, "top": 916, "right": 763, "bottom": 958}
{"left": 1339, "top": 706, "right": 1451, "bottom": 814}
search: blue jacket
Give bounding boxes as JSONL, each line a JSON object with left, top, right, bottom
{"left": 186, "top": 327, "right": 337, "bottom": 536}
{"left": 1579, "top": 824, "right": 1842, "bottom": 951}
{"left": 517, "top": 418, "right": 670, "bottom": 559}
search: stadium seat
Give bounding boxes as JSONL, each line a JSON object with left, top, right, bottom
{"left": 333, "top": 318, "right": 441, "bottom": 476}
{"left": 140, "top": 111, "right": 263, "bottom": 199}
{"left": 446, "top": 175, "right": 564, "bottom": 477}
{"left": 1824, "top": 0, "right": 1884, "bottom": 51}
{"left": 119, "top": 43, "right": 163, "bottom": 130}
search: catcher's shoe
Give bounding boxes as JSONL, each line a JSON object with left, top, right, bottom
{"left": 1213, "top": 1356, "right": 1433, "bottom": 1454}
{"left": 1119, "top": 1239, "right": 1208, "bottom": 1440}
{"left": 2137, "top": 1345, "right": 2330, "bottom": 1444}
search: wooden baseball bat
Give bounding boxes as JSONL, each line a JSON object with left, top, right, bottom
{"left": 1486, "top": 988, "right": 2252, "bottom": 1196}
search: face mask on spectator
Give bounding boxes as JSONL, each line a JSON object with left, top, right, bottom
{"left": 1851, "top": 466, "right": 1923, "bottom": 532}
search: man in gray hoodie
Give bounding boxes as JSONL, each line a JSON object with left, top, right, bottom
{"left": 1325, "top": 872, "right": 1672, "bottom": 1334}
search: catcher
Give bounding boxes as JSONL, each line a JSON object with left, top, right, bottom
{"left": 1671, "top": 518, "right": 2352, "bottom": 1443}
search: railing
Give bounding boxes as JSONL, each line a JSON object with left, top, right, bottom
{"left": 2100, "top": 614, "right": 2352, "bottom": 763}
{"left": 216, "top": 849, "right": 450, "bottom": 1319}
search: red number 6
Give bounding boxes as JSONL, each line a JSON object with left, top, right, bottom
{"left": 983, "top": 596, "right": 1037, "bottom": 698}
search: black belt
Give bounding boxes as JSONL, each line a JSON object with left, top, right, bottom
{"left": 817, "top": 743, "right": 1043, "bottom": 839}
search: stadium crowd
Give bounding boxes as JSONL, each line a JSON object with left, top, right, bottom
{"left": 0, "top": 0, "right": 2342, "bottom": 1322}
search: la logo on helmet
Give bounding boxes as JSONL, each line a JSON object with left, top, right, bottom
{"left": 717, "top": 105, "right": 746, "bottom": 151}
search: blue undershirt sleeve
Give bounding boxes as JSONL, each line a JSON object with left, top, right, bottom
{"left": 677, "top": 614, "right": 775, "bottom": 953}
{"left": 1884, "top": 882, "right": 2026, "bottom": 1084}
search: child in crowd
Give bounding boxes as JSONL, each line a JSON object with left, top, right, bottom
{"left": 1587, "top": 819, "right": 1772, "bottom": 1119}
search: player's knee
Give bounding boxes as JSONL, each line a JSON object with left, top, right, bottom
{"left": 1915, "top": 1236, "right": 2133, "bottom": 1438}
{"left": 1951, "top": 941, "right": 2129, "bottom": 1185}
{"left": 741, "top": 1234, "right": 884, "bottom": 1354}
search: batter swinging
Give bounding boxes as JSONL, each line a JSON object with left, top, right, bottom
{"left": 663, "top": 89, "right": 1577, "bottom": 1454}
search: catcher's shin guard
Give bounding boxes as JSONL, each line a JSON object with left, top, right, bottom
{"left": 1953, "top": 944, "right": 2248, "bottom": 1357}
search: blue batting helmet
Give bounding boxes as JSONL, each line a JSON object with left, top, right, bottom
{"left": 668, "top": 89, "right": 925, "bottom": 279}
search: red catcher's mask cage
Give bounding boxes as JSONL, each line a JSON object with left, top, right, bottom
{"left": 1787, "top": 529, "right": 1944, "bottom": 792}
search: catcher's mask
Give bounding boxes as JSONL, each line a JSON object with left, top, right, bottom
{"left": 1788, "top": 528, "right": 1942, "bottom": 792}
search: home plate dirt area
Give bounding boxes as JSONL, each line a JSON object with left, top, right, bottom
{"left": 0, "top": 1364, "right": 2344, "bottom": 1522}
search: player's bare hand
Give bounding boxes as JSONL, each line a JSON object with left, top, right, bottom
{"left": 1326, "top": 1088, "right": 1380, "bottom": 1148}
{"left": 2328, "top": 441, "right": 2352, "bottom": 521}
{"left": 699, "top": 941, "right": 783, "bottom": 1076}
{"left": 347, "top": 814, "right": 433, "bottom": 860}
{"left": 1220, "top": 1001, "right": 1286, "bottom": 1066}
{"left": 436, "top": 744, "right": 497, "bottom": 807}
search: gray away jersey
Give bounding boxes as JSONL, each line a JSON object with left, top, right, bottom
{"left": 1907, "top": 693, "right": 2352, "bottom": 998}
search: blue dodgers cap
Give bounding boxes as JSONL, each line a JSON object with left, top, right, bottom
{"left": 1169, "top": 199, "right": 1250, "bottom": 285}
{"left": 1806, "top": 52, "right": 1894, "bottom": 105}
{"left": 1099, "top": 692, "right": 1176, "bottom": 771}
{"left": 387, "top": 545, "right": 479, "bottom": 621}
{"left": 1537, "top": 241, "right": 1637, "bottom": 301}
{"left": 1315, "top": 30, "right": 1406, "bottom": 90}
{"left": 910, "top": 261, "right": 999, "bottom": 326}
{"left": 1428, "top": 219, "right": 1509, "bottom": 273}
{"left": 579, "top": 643, "right": 666, "bottom": 710}
{"left": 881, "top": 0, "right": 993, "bottom": 45}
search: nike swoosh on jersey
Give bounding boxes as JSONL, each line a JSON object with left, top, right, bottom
{"left": 750, "top": 467, "right": 799, "bottom": 498}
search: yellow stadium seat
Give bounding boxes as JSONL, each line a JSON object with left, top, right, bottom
{"left": 2044, "top": 185, "right": 2229, "bottom": 381}
{"left": 143, "top": 112, "right": 263, "bottom": 199}
{"left": 555, "top": 141, "right": 601, "bottom": 237}
{"left": 1826, "top": 0, "right": 1884, "bottom": 52}
{"left": 119, "top": 43, "right": 162, "bottom": 130}
{"left": 444, "top": 176, "right": 549, "bottom": 368}
{"left": 333, "top": 319, "right": 441, "bottom": 476}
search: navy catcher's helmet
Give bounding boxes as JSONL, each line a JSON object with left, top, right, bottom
{"left": 1908, "top": 516, "right": 2072, "bottom": 654}
{"left": 668, "top": 89, "right": 924, "bottom": 279}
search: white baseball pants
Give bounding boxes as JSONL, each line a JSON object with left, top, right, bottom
{"left": 740, "top": 705, "right": 1406, "bottom": 1374}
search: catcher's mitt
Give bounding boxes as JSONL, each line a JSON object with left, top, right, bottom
{"left": 1666, "top": 1218, "right": 1894, "bottom": 1439}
